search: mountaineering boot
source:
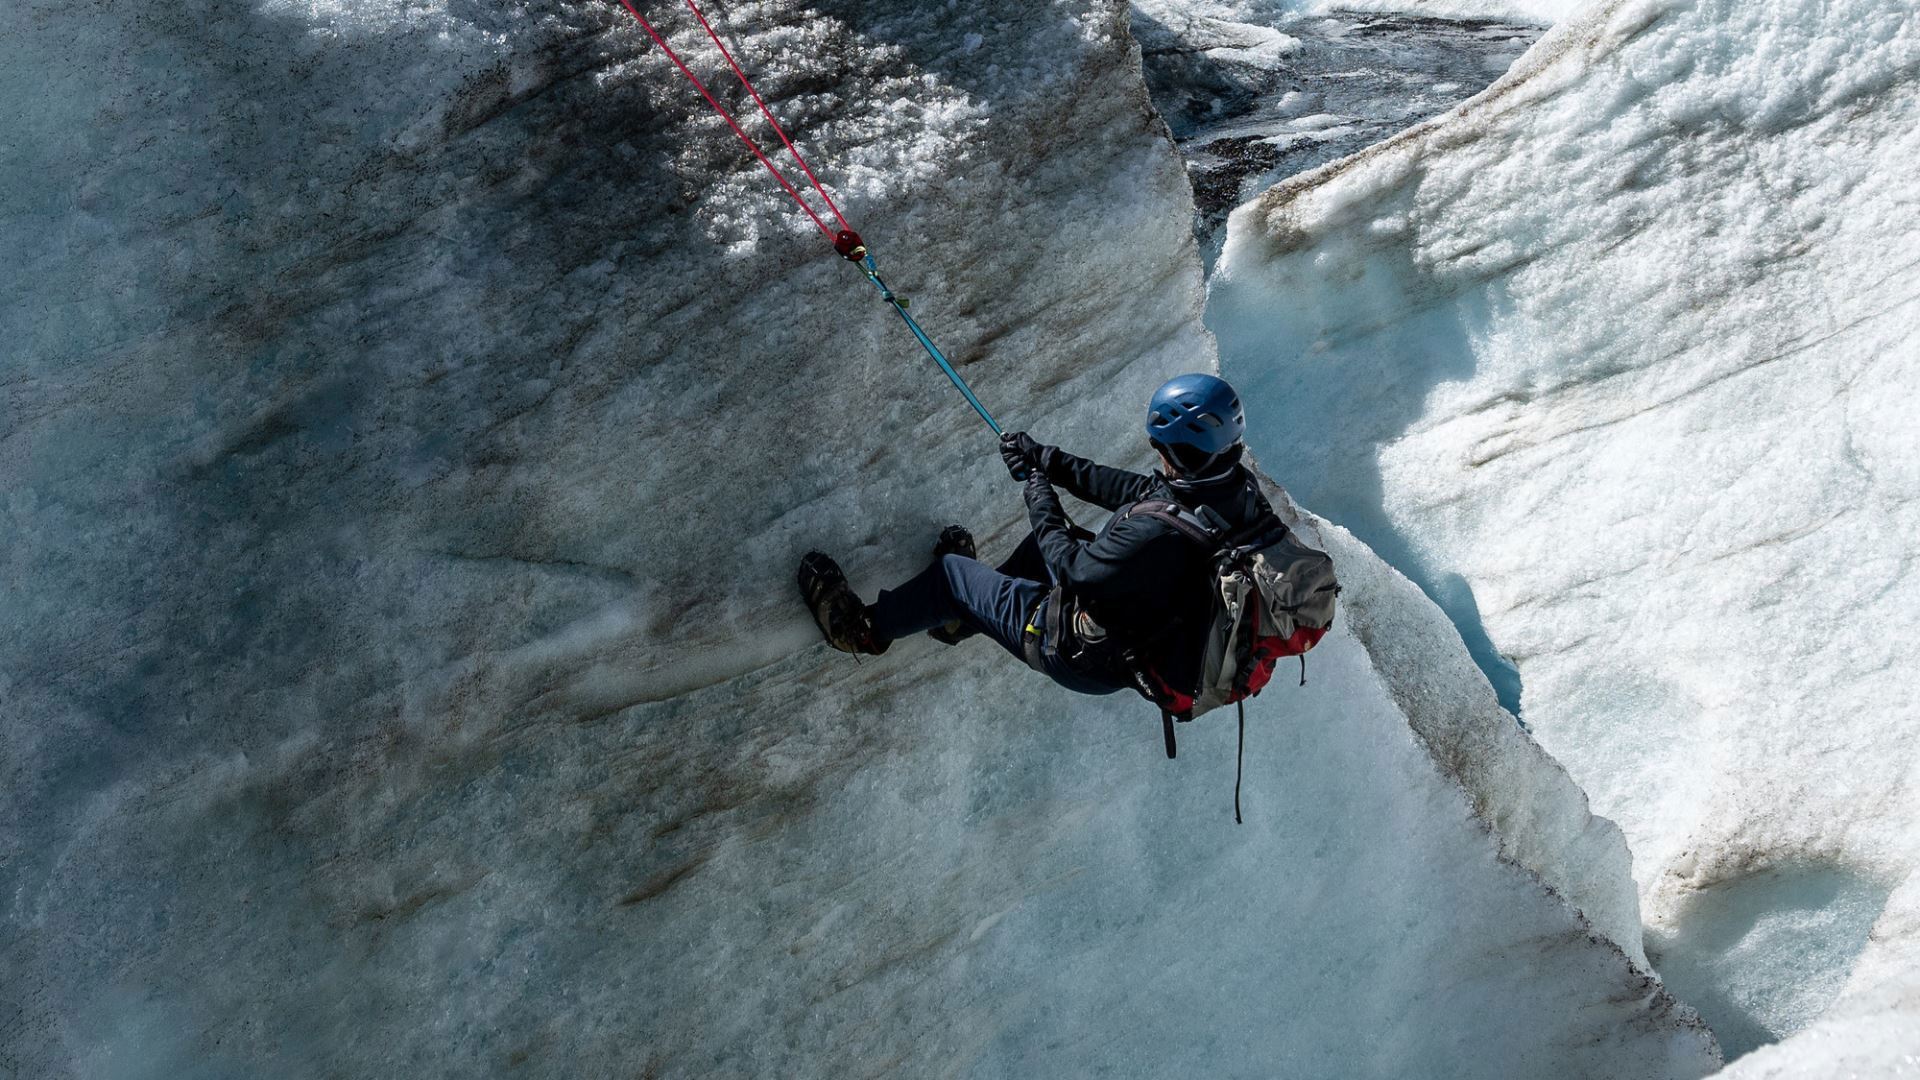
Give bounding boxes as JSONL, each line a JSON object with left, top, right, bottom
{"left": 799, "top": 551, "right": 887, "bottom": 655}
{"left": 933, "top": 524, "right": 975, "bottom": 561}
{"left": 927, "top": 524, "right": 980, "bottom": 646}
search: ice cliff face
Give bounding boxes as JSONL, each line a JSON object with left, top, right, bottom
{"left": 1212, "top": 0, "right": 1920, "bottom": 1066}
{"left": 5, "top": 0, "right": 1710, "bottom": 1075}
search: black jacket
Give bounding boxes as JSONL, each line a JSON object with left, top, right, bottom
{"left": 1023, "top": 444, "right": 1270, "bottom": 691}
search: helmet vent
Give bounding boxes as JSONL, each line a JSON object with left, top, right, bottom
{"left": 1144, "top": 373, "right": 1247, "bottom": 461}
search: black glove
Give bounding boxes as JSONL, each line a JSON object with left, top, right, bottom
{"left": 1023, "top": 467, "right": 1064, "bottom": 530}
{"left": 1000, "top": 431, "right": 1042, "bottom": 481}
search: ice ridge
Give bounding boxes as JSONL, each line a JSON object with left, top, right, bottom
{"left": 1212, "top": 0, "right": 1920, "bottom": 1067}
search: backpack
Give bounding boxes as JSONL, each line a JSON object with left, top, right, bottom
{"left": 1120, "top": 499, "right": 1340, "bottom": 820}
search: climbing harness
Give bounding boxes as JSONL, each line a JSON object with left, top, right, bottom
{"left": 614, "top": 0, "right": 1002, "bottom": 434}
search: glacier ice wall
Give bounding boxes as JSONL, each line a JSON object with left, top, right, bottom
{"left": 1211, "top": 0, "right": 1920, "bottom": 1065}
{"left": 4, "top": 0, "right": 1711, "bottom": 1075}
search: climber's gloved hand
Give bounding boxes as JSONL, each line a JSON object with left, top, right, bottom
{"left": 1000, "top": 431, "right": 1042, "bottom": 482}
{"left": 1022, "top": 467, "right": 1064, "bottom": 530}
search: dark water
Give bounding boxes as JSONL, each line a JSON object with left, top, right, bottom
{"left": 1135, "top": 7, "right": 1544, "bottom": 262}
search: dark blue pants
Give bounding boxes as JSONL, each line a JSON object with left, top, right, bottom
{"left": 870, "top": 533, "right": 1123, "bottom": 696}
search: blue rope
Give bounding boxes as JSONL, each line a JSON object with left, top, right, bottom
{"left": 857, "top": 253, "right": 1002, "bottom": 436}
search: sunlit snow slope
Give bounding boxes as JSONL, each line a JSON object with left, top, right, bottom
{"left": 1212, "top": 0, "right": 1920, "bottom": 1067}
{"left": 3, "top": 0, "right": 1711, "bottom": 1075}
{"left": 1256, "top": 0, "right": 1582, "bottom": 22}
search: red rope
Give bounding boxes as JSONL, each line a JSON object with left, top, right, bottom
{"left": 613, "top": 0, "right": 834, "bottom": 238}
{"left": 679, "top": 0, "right": 853, "bottom": 235}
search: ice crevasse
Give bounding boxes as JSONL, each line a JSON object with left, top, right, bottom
{"left": 1211, "top": 0, "right": 1920, "bottom": 1070}
{"left": 0, "top": 0, "right": 1714, "bottom": 1076}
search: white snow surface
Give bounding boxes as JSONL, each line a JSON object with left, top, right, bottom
{"left": 1213, "top": 0, "right": 1920, "bottom": 1066}
{"left": 1141, "top": 0, "right": 1575, "bottom": 32}
{"left": 1304, "top": 0, "right": 1579, "bottom": 22}
{"left": 2, "top": 0, "right": 1711, "bottom": 1075}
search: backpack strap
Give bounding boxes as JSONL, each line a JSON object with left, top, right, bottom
{"left": 1122, "top": 645, "right": 1190, "bottom": 758}
{"left": 1234, "top": 699, "right": 1245, "bottom": 825}
{"left": 1125, "top": 499, "right": 1219, "bottom": 547}
{"left": 1128, "top": 499, "right": 1289, "bottom": 559}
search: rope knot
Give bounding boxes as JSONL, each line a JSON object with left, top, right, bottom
{"left": 834, "top": 229, "right": 866, "bottom": 261}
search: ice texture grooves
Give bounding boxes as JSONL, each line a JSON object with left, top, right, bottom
{"left": 4, "top": 0, "right": 1709, "bottom": 1076}
{"left": 1211, "top": 0, "right": 1920, "bottom": 1067}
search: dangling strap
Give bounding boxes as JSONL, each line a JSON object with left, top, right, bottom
{"left": 1299, "top": 654, "right": 1307, "bottom": 687}
{"left": 1161, "top": 709, "right": 1177, "bottom": 759}
{"left": 1234, "top": 700, "right": 1246, "bottom": 825}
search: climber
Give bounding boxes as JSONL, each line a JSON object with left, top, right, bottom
{"left": 798, "top": 373, "right": 1271, "bottom": 697}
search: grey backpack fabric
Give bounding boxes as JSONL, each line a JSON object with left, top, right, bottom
{"left": 1124, "top": 499, "right": 1339, "bottom": 728}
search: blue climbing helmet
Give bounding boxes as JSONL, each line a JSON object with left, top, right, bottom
{"left": 1146, "top": 373, "right": 1245, "bottom": 472}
